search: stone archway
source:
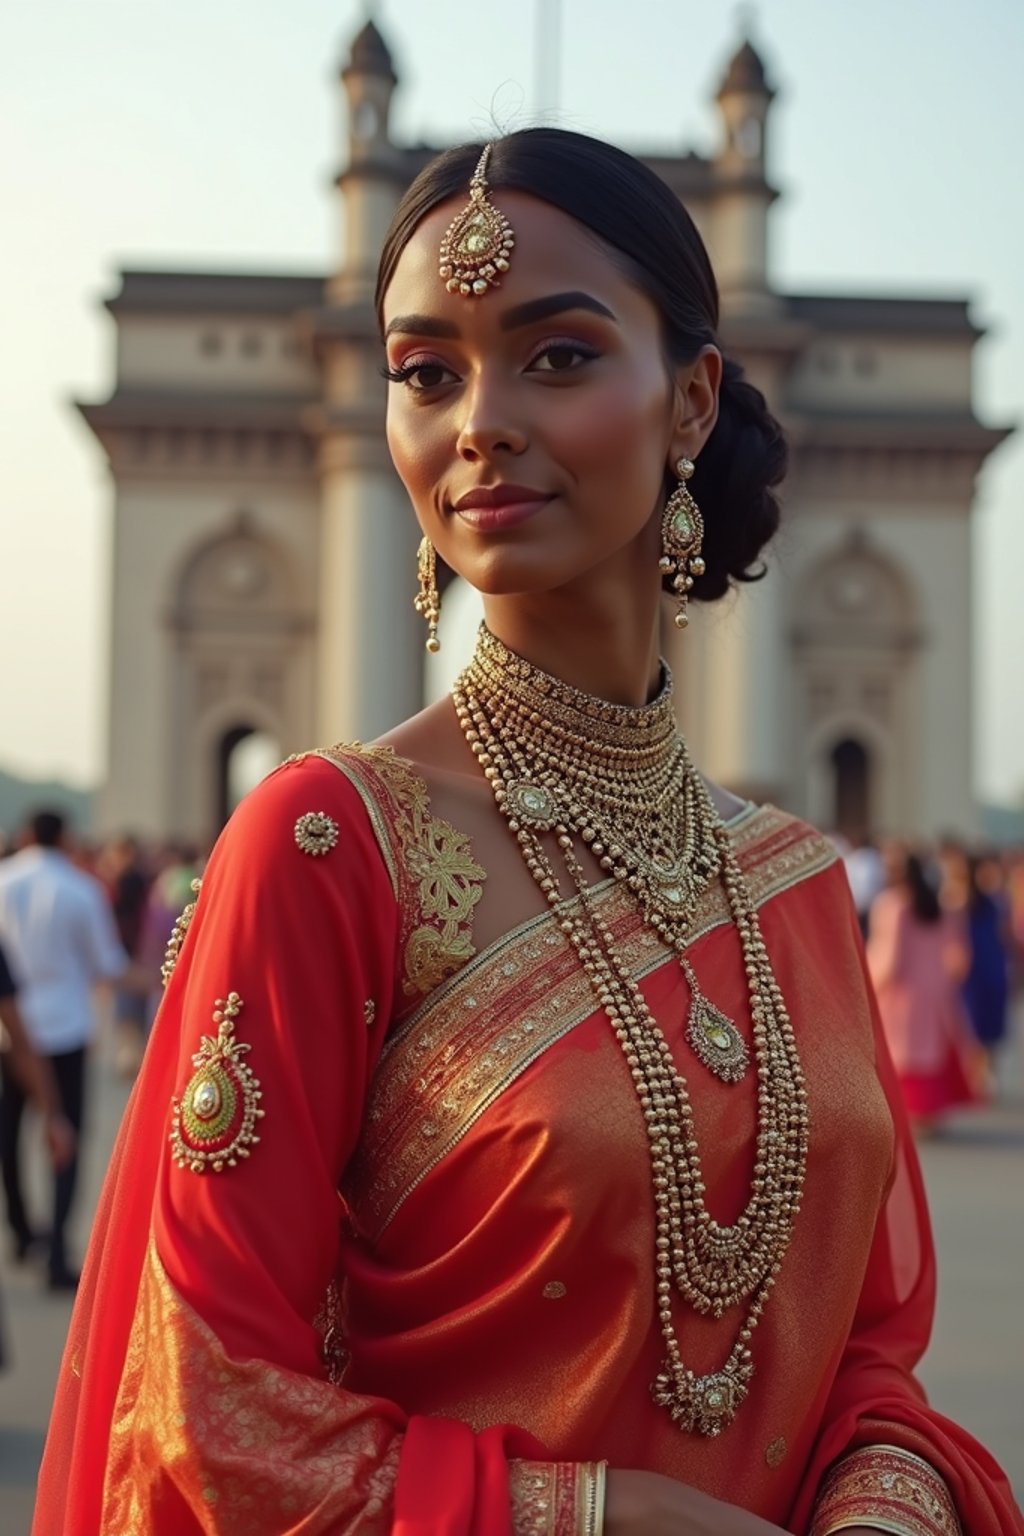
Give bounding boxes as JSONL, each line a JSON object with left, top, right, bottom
{"left": 217, "top": 723, "right": 282, "bottom": 825}
{"left": 792, "top": 538, "right": 921, "bottom": 834}
{"left": 169, "top": 519, "right": 313, "bottom": 837}
{"left": 830, "top": 735, "right": 871, "bottom": 837}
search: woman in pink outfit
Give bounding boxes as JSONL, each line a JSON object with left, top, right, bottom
{"left": 867, "top": 847, "right": 974, "bottom": 1129}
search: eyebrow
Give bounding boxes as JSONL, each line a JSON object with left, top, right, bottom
{"left": 384, "top": 290, "right": 617, "bottom": 340}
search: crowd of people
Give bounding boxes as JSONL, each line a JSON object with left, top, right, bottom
{"left": 837, "top": 831, "right": 1023, "bottom": 1132}
{"left": 0, "top": 811, "right": 206, "bottom": 1300}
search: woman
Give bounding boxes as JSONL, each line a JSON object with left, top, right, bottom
{"left": 0, "top": 938, "right": 77, "bottom": 1250}
{"left": 0, "top": 937, "right": 76, "bottom": 1363}
{"left": 34, "top": 131, "right": 1021, "bottom": 1535}
{"left": 958, "top": 854, "right": 1011, "bottom": 1088}
{"left": 867, "top": 846, "right": 975, "bottom": 1130}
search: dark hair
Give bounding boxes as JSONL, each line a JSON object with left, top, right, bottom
{"left": 905, "top": 853, "right": 940, "bottom": 924}
{"left": 965, "top": 854, "right": 995, "bottom": 917}
{"left": 30, "top": 810, "right": 66, "bottom": 848}
{"left": 376, "top": 127, "right": 788, "bottom": 602}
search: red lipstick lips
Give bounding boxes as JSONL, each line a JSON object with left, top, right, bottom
{"left": 451, "top": 484, "right": 554, "bottom": 531}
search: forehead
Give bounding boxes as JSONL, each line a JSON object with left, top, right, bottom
{"left": 382, "top": 189, "right": 650, "bottom": 331}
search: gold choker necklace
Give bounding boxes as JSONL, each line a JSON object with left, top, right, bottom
{"left": 452, "top": 626, "right": 809, "bottom": 1437}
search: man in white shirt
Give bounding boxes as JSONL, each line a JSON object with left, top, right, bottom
{"left": 0, "top": 809, "right": 129, "bottom": 1289}
{"left": 842, "top": 832, "right": 887, "bottom": 940}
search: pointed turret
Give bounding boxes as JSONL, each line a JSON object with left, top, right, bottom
{"left": 715, "top": 36, "right": 775, "bottom": 173}
{"left": 347, "top": 18, "right": 396, "bottom": 80}
{"left": 711, "top": 34, "right": 779, "bottom": 309}
{"left": 331, "top": 16, "right": 404, "bottom": 303}
{"left": 313, "top": 16, "right": 424, "bottom": 753}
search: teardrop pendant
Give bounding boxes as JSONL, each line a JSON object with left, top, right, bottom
{"left": 684, "top": 978, "right": 749, "bottom": 1083}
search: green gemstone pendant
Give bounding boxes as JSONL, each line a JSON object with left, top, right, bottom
{"left": 686, "top": 993, "right": 749, "bottom": 1084}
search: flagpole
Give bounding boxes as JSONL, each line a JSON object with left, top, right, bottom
{"left": 535, "top": 0, "right": 562, "bottom": 118}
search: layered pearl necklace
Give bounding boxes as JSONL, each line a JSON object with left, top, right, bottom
{"left": 452, "top": 626, "right": 809, "bottom": 1437}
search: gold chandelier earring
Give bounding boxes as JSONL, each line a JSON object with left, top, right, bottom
{"left": 414, "top": 536, "right": 441, "bottom": 654}
{"left": 659, "top": 457, "right": 706, "bottom": 629}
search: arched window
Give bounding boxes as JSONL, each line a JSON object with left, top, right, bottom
{"left": 831, "top": 736, "right": 871, "bottom": 837}
{"left": 218, "top": 725, "right": 280, "bottom": 827}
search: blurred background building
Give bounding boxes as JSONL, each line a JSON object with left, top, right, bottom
{"left": 78, "top": 19, "right": 1010, "bottom": 842}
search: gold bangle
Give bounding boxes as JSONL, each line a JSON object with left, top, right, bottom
{"left": 575, "top": 1461, "right": 607, "bottom": 1536}
{"left": 592, "top": 1461, "right": 607, "bottom": 1536}
{"left": 811, "top": 1445, "right": 961, "bottom": 1536}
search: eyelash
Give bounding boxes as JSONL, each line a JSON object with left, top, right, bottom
{"left": 380, "top": 340, "right": 600, "bottom": 390}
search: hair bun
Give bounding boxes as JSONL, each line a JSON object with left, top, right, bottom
{"left": 686, "top": 358, "right": 787, "bottom": 603}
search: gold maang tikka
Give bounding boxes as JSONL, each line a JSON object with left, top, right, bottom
{"left": 439, "top": 145, "right": 515, "bottom": 297}
{"left": 660, "top": 456, "right": 706, "bottom": 629}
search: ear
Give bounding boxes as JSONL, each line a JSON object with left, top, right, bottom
{"left": 668, "top": 345, "right": 722, "bottom": 469}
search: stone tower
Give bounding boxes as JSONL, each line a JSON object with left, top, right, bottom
{"left": 711, "top": 39, "right": 778, "bottom": 311}
{"left": 312, "top": 20, "right": 423, "bottom": 748}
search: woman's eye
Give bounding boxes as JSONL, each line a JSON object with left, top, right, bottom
{"left": 529, "top": 343, "right": 597, "bottom": 374}
{"left": 382, "top": 359, "right": 457, "bottom": 391}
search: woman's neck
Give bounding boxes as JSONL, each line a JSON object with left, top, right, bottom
{"left": 481, "top": 584, "right": 664, "bottom": 710}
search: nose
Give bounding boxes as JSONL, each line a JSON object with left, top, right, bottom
{"left": 455, "top": 373, "right": 528, "bottom": 461}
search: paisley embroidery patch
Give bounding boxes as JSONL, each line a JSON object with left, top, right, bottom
{"left": 170, "top": 992, "right": 265, "bottom": 1173}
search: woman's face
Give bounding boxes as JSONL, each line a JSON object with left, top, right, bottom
{"left": 381, "top": 190, "right": 719, "bottom": 598}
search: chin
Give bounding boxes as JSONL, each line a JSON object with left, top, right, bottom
{"left": 447, "top": 544, "right": 573, "bottom": 598}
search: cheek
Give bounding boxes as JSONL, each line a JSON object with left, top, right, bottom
{"left": 564, "top": 367, "right": 669, "bottom": 466}
{"left": 386, "top": 404, "right": 446, "bottom": 507}
{"left": 554, "top": 366, "right": 669, "bottom": 488}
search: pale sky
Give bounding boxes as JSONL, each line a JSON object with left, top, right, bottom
{"left": 2, "top": 0, "right": 1022, "bottom": 802}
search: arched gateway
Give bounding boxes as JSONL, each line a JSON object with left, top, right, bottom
{"left": 79, "top": 18, "right": 1010, "bottom": 840}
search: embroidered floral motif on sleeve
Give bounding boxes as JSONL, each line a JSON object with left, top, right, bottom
{"left": 810, "top": 1445, "right": 962, "bottom": 1536}
{"left": 293, "top": 810, "right": 340, "bottom": 857}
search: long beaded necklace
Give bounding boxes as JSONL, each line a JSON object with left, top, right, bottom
{"left": 452, "top": 626, "right": 809, "bottom": 1437}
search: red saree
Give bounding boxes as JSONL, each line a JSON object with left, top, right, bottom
{"left": 33, "top": 746, "right": 1022, "bottom": 1535}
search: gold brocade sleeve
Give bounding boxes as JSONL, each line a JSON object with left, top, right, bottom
{"left": 810, "top": 1445, "right": 962, "bottom": 1536}
{"left": 102, "top": 1239, "right": 401, "bottom": 1535}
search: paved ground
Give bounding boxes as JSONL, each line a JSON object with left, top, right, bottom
{"left": 1, "top": 1020, "right": 1022, "bottom": 1534}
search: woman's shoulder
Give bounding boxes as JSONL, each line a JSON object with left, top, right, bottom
{"left": 725, "top": 800, "right": 839, "bottom": 877}
{"left": 214, "top": 741, "right": 429, "bottom": 899}
{"left": 229, "top": 739, "right": 486, "bottom": 1005}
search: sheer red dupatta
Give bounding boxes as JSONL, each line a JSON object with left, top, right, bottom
{"left": 32, "top": 752, "right": 541, "bottom": 1535}
{"left": 789, "top": 896, "right": 1022, "bottom": 1536}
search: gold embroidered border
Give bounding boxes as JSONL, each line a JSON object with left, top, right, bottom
{"left": 349, "top": 807, "right": 835, "bottom": 1236}
{"left": 509, "top": 1461, "right": 582, "bottom": 1536}
{"left": 314, "top": 745, "right": 486, "bottom": 1005}
{"left": 103, "top": 1240, "right": 400, "bottom": 1534}
{"left": 811, "top": 1445, "right": 962, "bottom": 1536}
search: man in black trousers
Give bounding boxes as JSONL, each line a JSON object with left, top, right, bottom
{"left": 0, "top": 811, "right": 129, "bottom": 1289}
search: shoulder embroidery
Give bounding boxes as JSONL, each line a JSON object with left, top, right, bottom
{"left": 170, "top": 992, "right": 265, "bottom": 1173}
{"left": 316, "top": 743, "right": 486, "bottom": 1003}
